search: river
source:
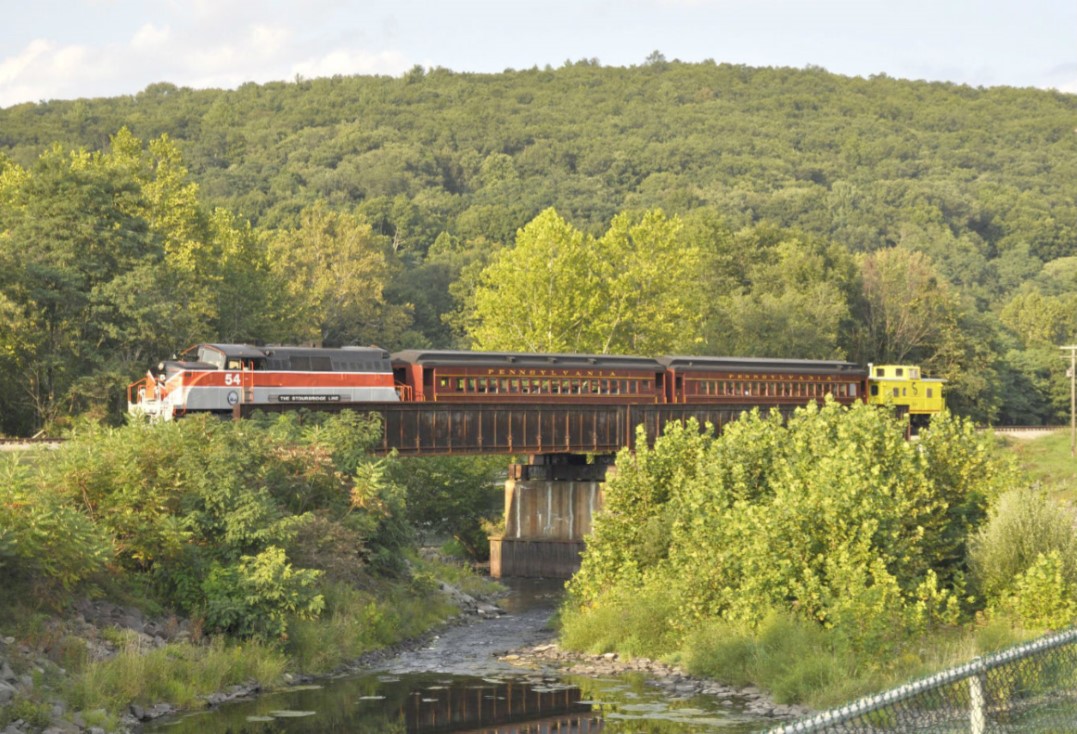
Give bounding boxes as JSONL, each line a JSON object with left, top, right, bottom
{"left": 144, "top": 579, "right": 770, "bottom": 733}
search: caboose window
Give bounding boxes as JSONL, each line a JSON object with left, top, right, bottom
{"left": 927, "top": 388, "right": 933, "bottom": 398}
{"left": 849, "top": 384, "right": 857, "bottom": 397}
{"left": 871, "top": 385, "right": 879, "bottom": 396}
{"left": 892, "top": 387, "right": 900, "bottom": 398}
{"left": 896, "top": 368, "right": 904, "bottom": 377}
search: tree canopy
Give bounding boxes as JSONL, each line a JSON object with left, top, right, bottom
{"left": 3, "top": 61, "right": 1077, "bottom": 429}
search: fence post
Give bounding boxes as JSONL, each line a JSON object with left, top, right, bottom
{"left": 969, "top": 668, "right": 986, "bottom": 734}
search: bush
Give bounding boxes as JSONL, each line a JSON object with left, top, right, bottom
{"left": 1002, "top": 551, "right": 1077, "bottom": 629}
{"left": 968, "top": 486, "right": 1077, "bottom": 606}
{"left": 0, "top": 456, "right": 110, "bottom": 591}
{"left": 201, "top": 547, "right": 324, "bottom": 639}
{"left": 570, "top": 403, "right": 1016, "bottom": 656}
{"left": 28, "top": 412, "right": 411, "bottom": 620}
{"left": 385, "top": 455, "right": 504, "bottom": 561}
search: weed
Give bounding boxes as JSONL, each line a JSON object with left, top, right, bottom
{"left": 0, "top": 697, "right": 52, "bottom": 729}
{"left": 65, "top": 636, "right": 286, "bottom": 714}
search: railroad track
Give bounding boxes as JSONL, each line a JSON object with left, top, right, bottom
{"left": 0, "top": 437, "right": 65, "bottom": 450}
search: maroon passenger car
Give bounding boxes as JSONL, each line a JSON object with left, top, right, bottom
{"left": 658, "top": 356, "right": 868, "bottom": 406}
{"left": 391, "top": 350, "right": 665, "bottom": 403}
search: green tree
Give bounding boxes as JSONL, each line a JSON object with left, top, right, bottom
{"left": 466, "top": 207, "right": 704, "bottom": 354}
{"left": 466, "top": 208, "right": 598, "bottom": 352}
{"left": 702, "top": 226, "right": 858, "bottom": 359}
{"left": 0, "top": 145, "right": 162, "bottom": 428}
{"left": 854, "top": 247, "right": 960, "bottom": 363}
{"left": 270, "top": 203, "right": 413, "bottom": 346}
{"left": 591, "top": 209, "right": 704, "bottom": 354}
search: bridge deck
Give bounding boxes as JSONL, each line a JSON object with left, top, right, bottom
{"left": 238, "top": 401, "right": 802, "bottom": 455}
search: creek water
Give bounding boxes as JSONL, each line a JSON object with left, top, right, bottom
{"left": 145, "top": 579, "right": 767, "bottom": 733}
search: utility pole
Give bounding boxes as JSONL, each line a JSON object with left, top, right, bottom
{"left": 1065, "top": 346, "right": 1077, "bottom": 458}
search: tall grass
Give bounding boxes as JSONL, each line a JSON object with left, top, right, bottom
{"left": 285, "top": 580, "right": 457, "bottom": 673}
{"left": 968, "top": 486, "right": 1077, "bottom": 602}
{"left": 559, "top": 582, "right": 684, "bottom": 660}
{"left": 66, "top": 634, "right": 287, "bottom": 712}
{"left": 561, "top": 593, "right": 1041, "bottom": 708}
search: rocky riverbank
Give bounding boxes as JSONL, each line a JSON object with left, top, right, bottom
{"left": 0, "top": 599, "right": 195, "bottom": 733}
{"left": 500, "top": 641, "right": 812, "bottom": 722}
{"left": 0, "top": 582, "right": 505, "bottom": 734}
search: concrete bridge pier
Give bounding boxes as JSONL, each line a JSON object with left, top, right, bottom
{"left": 489, "top": 454, "right": 612, "bottom": 579}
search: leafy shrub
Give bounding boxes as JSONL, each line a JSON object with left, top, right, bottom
{"left": 386, "top": 455, "right": 503, "bottom": 561}
{"left": 1001, "top": 551, "right": 1077, "bottom": 630}
{"left": 570, "top": 403, "right": 1014, "bottom": 652}
{"left": 201, "top": 546, "right": 324, "bottom": 639}
{"left": 0, "top": 456, "right": 110, "bottom": 590}
{"left": 31, "top": 411, "right": 406, "bottom": 614}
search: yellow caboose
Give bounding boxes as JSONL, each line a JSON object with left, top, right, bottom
{"left": 867, "top": 364, "right": 945, "bottom": 422}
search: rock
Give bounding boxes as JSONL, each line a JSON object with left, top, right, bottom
{"left": 144, "top": 703, "right": 174, "bottom": 720}
{"left": 41, "top": 725, "right": 78, "bottom": 734}
{"left": 0, "top": 680, "right": 15, "bottom": 705}
{"left": 0, "top": 662, "right": 15, "bottom": 683}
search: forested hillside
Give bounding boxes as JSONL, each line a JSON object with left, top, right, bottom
{"left": 2, "top": 60, "right": 1077, "bottom": 433}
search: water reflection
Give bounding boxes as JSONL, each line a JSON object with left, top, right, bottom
{"left": 147, "top": 579, "right": 767, "bottom": 732}
{"left": 147, "top": 671, "right": 763, "bottom": 733}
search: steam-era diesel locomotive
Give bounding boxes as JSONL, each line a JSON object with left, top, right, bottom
{"left": 128, "top": 344, "right": 944, "bottom": 422}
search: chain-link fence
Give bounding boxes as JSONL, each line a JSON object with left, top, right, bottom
{"left": 767, "top": 627, "right": 1077, "bottom": 733}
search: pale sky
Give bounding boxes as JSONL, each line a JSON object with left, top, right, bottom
{"left": 1, "top": 0, "right": 1074, "bottom": 109}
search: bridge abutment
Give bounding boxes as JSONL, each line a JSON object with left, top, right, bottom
{"left": 489, "top": 455, "right": 612, "bottom": 578}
